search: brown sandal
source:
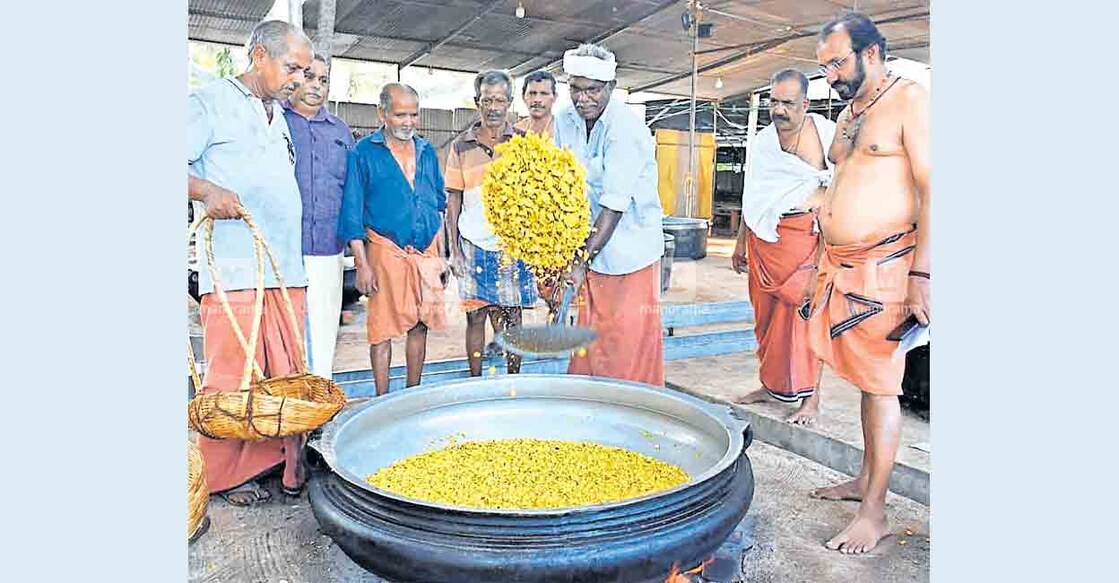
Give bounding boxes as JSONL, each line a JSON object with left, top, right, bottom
{"left": 220, "top": 481, "right": 272, "bottom": 507}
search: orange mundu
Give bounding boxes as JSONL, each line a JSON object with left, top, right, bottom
{"left": 745, "top": 211, "right": 822, "bottom": 401}
{"left": 363, "top": 227, "right": 447, "bottom": 346}
{"left": 197, "top": 288, "right": 307, "bottom": 493}
{"left": 808, "top": 226, "right": 918, "bottom": 395}
{"left": 567, "top": 262, "right": 664, "bottom": 387}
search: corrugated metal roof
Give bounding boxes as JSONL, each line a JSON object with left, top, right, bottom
{"left": 189, "top": 0, "right": 930, "bottom": 98}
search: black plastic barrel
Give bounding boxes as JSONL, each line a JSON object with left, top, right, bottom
{"left": 901, "top": 344, "right": 930, "bottom": 419}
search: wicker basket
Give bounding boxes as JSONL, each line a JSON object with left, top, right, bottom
{"left": 186, "top": 207, "right": 346, "bottom": 441}
{"left": 187, "top": 439, "right": 209, "bottom": 541}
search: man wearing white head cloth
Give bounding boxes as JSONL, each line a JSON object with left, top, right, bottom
{"left": 555, "top": 43, "right": 666, "bottom": 387}
{"left": 731, "top": 69, "right": 836, "bottom": 425}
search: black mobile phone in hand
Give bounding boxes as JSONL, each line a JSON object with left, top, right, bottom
{"left": 887, "top": 315, "right": 920, "bottom": 342}
{"left": 797, "top": 299, "right": 811, "bottom": 321}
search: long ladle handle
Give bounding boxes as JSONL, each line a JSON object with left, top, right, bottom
{"left": 553, "top": 284, "right": 576, "bottom": 326}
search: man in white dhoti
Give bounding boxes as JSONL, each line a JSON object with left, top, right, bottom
{"left": 732, "top": 69, "right": 837, "bottom": 424}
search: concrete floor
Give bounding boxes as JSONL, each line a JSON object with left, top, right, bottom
{"left": 187, "top": 441, "right": 929, "bottom": 583}
{"left": 329, "top": 238, "right": 751, "bottom": 373}
{"left": 668, "top": 355, "right": 931, "bottom": 474}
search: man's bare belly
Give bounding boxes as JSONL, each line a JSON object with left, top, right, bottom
{"left": 818, "top": 151, "right": 918, "bottom": 244}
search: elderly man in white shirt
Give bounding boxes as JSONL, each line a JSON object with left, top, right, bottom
{"left": 555, "top": 43, "right": 666, "bottom": 387}
{"left": 188, "top": 19, "right": 313, "bottom": 505}
{"left": 731, "top": 69, "right": 836, "bottom": 425}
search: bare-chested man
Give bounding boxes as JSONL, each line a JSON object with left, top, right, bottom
{"left": 805, "top": 11, "right": 930, "bottom": 554}
{"left": 733, "top": 69, "right": 835, "bottom": 425}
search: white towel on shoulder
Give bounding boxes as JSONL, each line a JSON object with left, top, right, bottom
{"left": 741, "top": 113, "right": 837, "bottom": 242}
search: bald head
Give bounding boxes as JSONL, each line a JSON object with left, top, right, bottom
{"left": 378, "top": 83, "right": 420, "bottom": 142}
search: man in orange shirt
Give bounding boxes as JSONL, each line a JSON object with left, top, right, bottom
{"left": 514, "top": 70, "right": 557, "bottom": 138}
{"left": 446, "top": 70, "right": 538, "bottom": 376}
{"left": 514, "top": 69, "right": 570, "bottom": 317}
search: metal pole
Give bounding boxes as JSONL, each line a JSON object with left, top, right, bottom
{"left": 288, "top": 0, "right": 303, "bottom": 28}
{"left": 741, "top": 91, "right": 761, "bottom": 196}
{"left": 687, "top": 1, "right": 699, "bottom": 218}
{"left": 711, "top": 99, "right": 718, "bottom": 219}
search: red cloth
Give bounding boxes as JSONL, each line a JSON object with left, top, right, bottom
{"left": 746, "top": 212, "right": 822, "bottom": 400}
{"left": 198, "top": 288, "right": 307, "bottom": 493}
{"left": 568, "top": 262, "right": 664, "bottom": 387}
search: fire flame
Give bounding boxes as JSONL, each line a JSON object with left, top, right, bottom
{"left": 664, "top": 557, "right": 714, "bottom": 583}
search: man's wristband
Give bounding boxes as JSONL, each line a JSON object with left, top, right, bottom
{"left": 908, "top": 270, "right": 930, "bottom": 280}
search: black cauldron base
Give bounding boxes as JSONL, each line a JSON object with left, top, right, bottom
{"left": 308, "top": 454, "right": 754, "bottom": 583}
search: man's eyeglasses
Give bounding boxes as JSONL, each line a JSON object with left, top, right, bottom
{"left": 569, "top": 83, "right": 607, "bottom": 98}
{"left": 818, "top": 51, "right": 856, "bottom": 76}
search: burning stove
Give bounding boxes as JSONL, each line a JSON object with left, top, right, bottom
{"left": 307, "top": 375, "right": 755, "bottom": 582}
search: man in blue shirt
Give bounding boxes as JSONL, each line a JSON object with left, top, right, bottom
{"left": 555, "top": 43, "right": 666, "bottom": 387}
{"left": 282, "top": 54, "right": 355, "bottom": 381}
{"left": 339, "top": 83, "right": 449, "bottom": 395}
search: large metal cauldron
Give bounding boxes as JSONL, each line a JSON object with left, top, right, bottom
{"left": 306, "top": 375, "right": 755, "bottom": 583}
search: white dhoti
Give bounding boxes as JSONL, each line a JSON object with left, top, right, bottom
{"left": 303, "top": 253, "right": 344, "bottom": 379}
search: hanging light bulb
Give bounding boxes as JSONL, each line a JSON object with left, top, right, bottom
{"left": 715, "top": 76, "right": 724, "bottom": 89}
{"left": 516, "top": 2, "right": 526, "bottom": 18}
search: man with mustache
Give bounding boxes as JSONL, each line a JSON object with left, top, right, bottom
{"left": 339, "top": 83, "right": 450, "bottom": 395}
{"left": 515, "top": 69, "right": 557, "bottom": 139}
{"left": 806, "top": 11, "right": 930, "bottom": 555}
{"left": 187, "top": 19, "right": 313, "bottom": 506}
{"left": 446, "top": 70, "right": 538, "bottom": 376}
{"left": 555, "top": 44, "right": 666, "bottom": 387}
{"left": 514, "top": 69, "right": 571, "bottom": 318}
{"left": 732, "top": 69, "right": 836, "bottom": 426}
{"left": 282, "top": 54, "right": 355, "bottom": 381}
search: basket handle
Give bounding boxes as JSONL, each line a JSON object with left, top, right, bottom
{"left": 243, "top": 208, "right": 310, "bottom": 375}
{"left": 187, "top": 209, "right": 267, "bottom": 393}
{"left": 187, "top": 202, "right": 311, "bottom": 376}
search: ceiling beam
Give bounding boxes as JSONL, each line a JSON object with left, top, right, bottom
{"left": 627, "top": 10, "right": 929, "bottom": 94}
{"left": 628, "top": 35, "right": 794, "bottom": 94}
{"left": 507, "top": 0, "right": 680, "bottom": 76}
{"left": 391, "top": 0, "right": 615, "bottom": 30}
{"left": 332, "top": 26, "right": 568, "bottom": 61}
{"left": 189, "top": 8, "right": 265, "bottom": 23}
{"left": 397, "top": 0, "right": 505, "bottom": 68}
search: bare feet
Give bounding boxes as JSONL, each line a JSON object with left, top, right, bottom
{"left": 786, "top": 393, "right": 819, "bottom": 425}
{"left": 734, "top": 387, "right": 771, "bottom": 404}
{"left": 810, "top": 477, "right": 866, "bottom": 502}
{"left": 825, "top": 510, "right": 891, "bottom": 554}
